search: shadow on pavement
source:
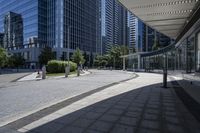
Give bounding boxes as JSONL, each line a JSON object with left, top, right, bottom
{"left": 21, "top": 81, "right": 200, "bottom": 133}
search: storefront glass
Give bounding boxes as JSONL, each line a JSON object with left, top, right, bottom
{"left": 187, "top": 36, "right": 195, "bottom": 73}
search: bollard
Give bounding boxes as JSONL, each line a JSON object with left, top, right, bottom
{"left": 42, "top": 66, "right": 46, "bottom": 79}
{"left": 65, "top": 66, "right": 70, "bottom": 78}
{"left": 77, "top": 67, "right": 80, "bottom": 76}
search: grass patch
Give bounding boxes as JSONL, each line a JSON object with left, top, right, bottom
{"left": 47, "top": 71, "right": 77, "bottom": 77}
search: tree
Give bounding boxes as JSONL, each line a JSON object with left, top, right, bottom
{"left": 72, "top": 48, "right": 85, "bottom": 66}
{"left": 38, "top": 47, "right": 55, "bottom": 66}
{"left": 0, "top": 48, "right": 8, "bottom": 73}
{"left": 120, "top": 45, "right": 129, "bottom": 56}
{"left": 89, "top": 52, "right": 94, "bottom": 67}
{"left": 83, "top": 51, "right": 89, "bottom": 67}
{"left": 94, "top": 55, "right": 108, "bottom": 68}
{"left": 93, "top": 45, "right": 129, "bottom": 69}
{"left": 9, "top": 54, "right": 25, "bottom": 71}
{"left": 109, "top": 45, "right": 129, "bottom": 69}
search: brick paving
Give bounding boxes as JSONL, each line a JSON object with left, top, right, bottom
{"left": 2, "top": 73, "right": 200, "bottom": 133}
{"left": 0, "top": 70, "right": 133, "bottom": 127}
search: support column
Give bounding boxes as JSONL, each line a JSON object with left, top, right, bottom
{"left": 146, "top": 25, "right": 148, "bottom": 52}
{"left": 163, "top": 53, "right": 168, "bottom": 88}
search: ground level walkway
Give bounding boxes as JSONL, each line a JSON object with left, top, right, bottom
{"left": 1, "top": 72, "right": 200, "bottom": 133}
{"left": 0, "top": 72, "right": 31, "bottom": 86}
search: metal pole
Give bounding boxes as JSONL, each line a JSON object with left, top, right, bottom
{"left": 67, "top": 26, "right": 70, "bottom": 64}
{"left": 114, "top": 57, "right": 116, "bottom": 70}
{"left": 163, "top": 53, "right": 168, "bottom": 88}
{"left": 65, "top": 26, "right": 70, "bottom": 78}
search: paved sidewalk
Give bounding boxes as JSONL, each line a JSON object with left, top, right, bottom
{"left": 3, "top": 73, "right": 199, "bottom": 133}
{"left": 18, "top": 72, "right": 40, "bottom": 82}
{"left": 0, "top": 72, "right": 31, "bottom": 86}
{"left": 0, "top": 70, "right": 134, "bottom": 127}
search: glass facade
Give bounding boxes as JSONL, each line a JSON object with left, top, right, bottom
{"left": 63, "top": 0, "right": 100, "bottom": 52}
{"left": 0, "top": 0, "right": 101, "bottom": 66}
{"left": 128, "top": 12, "right": 146, "bottom": 53}
{"left": 0, "top": 33, "right": 4, "bottom": 47}
{"left": 102, "top": 0, "right": 128, "bottom": 53}
{"left": 0, "top": 0, "right": 39, "bottom": 45}
{"left": 4, "top": 12, "right": 23, "bottom": 49}
{"left": 125, "top": 16, "right": 200, "bottom": 75}
{"left": 132, "top": 31, "right": 200, "bottom": 73}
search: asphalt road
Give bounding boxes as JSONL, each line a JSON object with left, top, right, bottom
{"left": 0, "top": 70, "right": 134, "bottom": 126}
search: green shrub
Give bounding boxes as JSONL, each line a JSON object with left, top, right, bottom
{"left": 47, "top": 60, "right": 77, "bottom": 73}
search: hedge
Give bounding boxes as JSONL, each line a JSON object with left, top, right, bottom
{"left": 47, "top": 60, "right": 77, "bottom": 73}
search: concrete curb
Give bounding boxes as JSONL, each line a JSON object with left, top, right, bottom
{"left": 17, "top": 70, "right": 92, "bottom": 82}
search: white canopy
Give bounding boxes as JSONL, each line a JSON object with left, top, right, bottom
{"left": 119, "top": 0, "right": 199, "bottom": 39}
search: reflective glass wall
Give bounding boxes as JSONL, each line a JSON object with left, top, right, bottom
{"left": 126, "top": 27, "right": 200, "bottom": 74}
{"left": 0, "top": 0, "right": 39, "bottom": 45}
{"left": 138, "top": 30, "right": 200, "bottom": 73}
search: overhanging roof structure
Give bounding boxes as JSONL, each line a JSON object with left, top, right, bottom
{"left": 119, "top": 0, "right": 200, "bottom": 39}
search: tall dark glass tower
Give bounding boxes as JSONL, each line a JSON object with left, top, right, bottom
{"left": 43, "top": 0, "right": 101, "bottom": 59}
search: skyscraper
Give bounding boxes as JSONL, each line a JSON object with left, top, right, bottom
{"left": 128, "top": 12, "right": 146, "bottom": 53}
{"left": 3, "top": 12, "right": 23, "bottom": 50}
{"left": 46, "top": 0, "right": 101, "bottom": 59}
{"left": 0, "top": 33, "right": 4, "bottom": 48}
{"left": 128, "top": 12, "right": 172, "bottom": 53}
{"left": 0, "top": 0, "right": 101, "bottom": 67}
{"left": 101, "top": 0, "right": 128, "bottom": 54}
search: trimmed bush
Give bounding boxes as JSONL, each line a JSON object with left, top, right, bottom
{"left": 47, "top": 60, "right": 77, "bottom": 73}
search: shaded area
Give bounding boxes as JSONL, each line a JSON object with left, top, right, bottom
{"left": 17, "top": 82, "right": 200, "bottom": 133}
{"left": 171, "top": 80, "right": 200, "bottom": 122}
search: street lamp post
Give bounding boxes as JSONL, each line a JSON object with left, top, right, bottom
{"left": 67, "top": 26, "right": 71, "bottom": 64}
{"left": 65, "top": 26, "right": 71, "bottom": 78}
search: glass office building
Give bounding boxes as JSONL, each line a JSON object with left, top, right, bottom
{"left": 101, "top": 0, "right": 128, "bottom": 54}
{"left": 0, "top": 0, "right": 101, "bottom": 67}
{"left": 0, "top": 33, "right": 3, "bottom": 47}
{"left": 3, "top": 12, "right": 23, "bottom": 49}
{"left": 128, "top": 12, "right": 146, "bottom": 53}
{"left": 46, "top": 0, "right": 101, "bottom": 58}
